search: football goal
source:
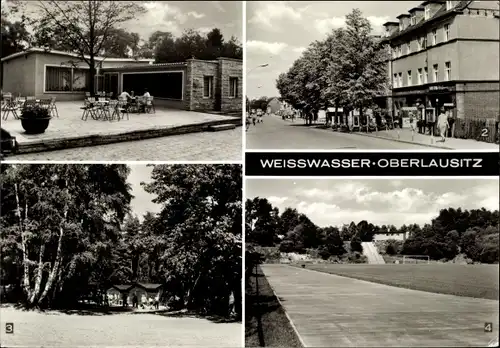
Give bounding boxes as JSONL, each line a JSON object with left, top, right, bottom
{"left": 402, "top": 255, "right": 430, "bottom": 264}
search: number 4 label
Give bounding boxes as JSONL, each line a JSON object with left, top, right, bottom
{"left": 485, "top": 322, "right": 493, "bottom": 332}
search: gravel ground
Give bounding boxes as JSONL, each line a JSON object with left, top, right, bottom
{"left": 0, "top": 305, "right": 242, "bottom": 347}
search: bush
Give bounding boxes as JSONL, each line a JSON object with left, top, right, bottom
{"left": 350, "top": 238, "right": 363, "bottom": 253}
{"left": 385, "top": 243, "right": 396, "bottom": 255}
{"left": 317, "top": 246, "right": 332, "bottom": 260}
{"left": 21, "top": 103, "right": 50, "bottom": 119}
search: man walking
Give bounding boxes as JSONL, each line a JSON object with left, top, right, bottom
{"left": 437, "top": 108, "right": 449, "bottom": 142}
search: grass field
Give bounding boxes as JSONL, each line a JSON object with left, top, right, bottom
{"left": 245, "top": 265, "right": 303, "bottom": 348}
{"left": 293, "top": 263, "right": 499, "bottom": 300}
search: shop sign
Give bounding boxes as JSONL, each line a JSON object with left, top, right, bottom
{"left": 401, "top": 106, "right": 418, "bottom": 111}
{"left": 443, "top": 103, "right": 454, "bottom": 107}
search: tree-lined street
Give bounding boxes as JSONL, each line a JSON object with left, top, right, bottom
{"left": 246, "top": 116, "right": 423, "bottom": 149}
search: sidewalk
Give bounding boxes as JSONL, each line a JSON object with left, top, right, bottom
{"left": 2, "top": 101, "right": 241, "bottom": 154}
{"left": 349, "top": 128, "right": 499, "bottom": 150}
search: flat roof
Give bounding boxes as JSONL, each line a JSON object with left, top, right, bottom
{"left": 1, "top": 48, "right": 154, "bottom": 63}
{"left": 103, "top": 62, "right": 187, "bottom": 72}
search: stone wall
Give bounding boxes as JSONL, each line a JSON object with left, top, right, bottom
{"left": 218, "top": 58, "right": 243, "bottom": 113}
{"left": 187, "top": 59, "right": 218, "bottom": 111}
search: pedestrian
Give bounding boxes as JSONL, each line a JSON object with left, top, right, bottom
{"left": 132, "top": 294, "right": 138, "bottom": 308}
{"left": 437, "top": 108, "right": 449, "bottom": 142}
{"left": 228, "top": 291, "right": 235, "bottom": 317}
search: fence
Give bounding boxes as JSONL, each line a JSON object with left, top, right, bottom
{"left": 452, "top": 118, "right": 498, "bottom": 144}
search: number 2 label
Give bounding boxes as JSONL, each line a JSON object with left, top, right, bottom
{"left": 481, "top": 129, "right": 489, "bottom": 137}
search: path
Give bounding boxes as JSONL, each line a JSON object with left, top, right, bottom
{"left": 261, "top": 264, "right": 499, "bottom": 347}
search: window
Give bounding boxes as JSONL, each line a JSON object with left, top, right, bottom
{"left": 424, "top": 67, "right": 428, "bottom": 83}
{"left": 423, "top": 36, "right": 427, "bottom": 49}
{"left": 407, "top": 70, "right": 412, "bottom": 86}
{"left": 418, "top": 68, "right": 423, "bottom": 84}
{"left": 398, "top": 72, "right": 403, "bottom": 87}
{"left": 229, "top": 77, "right": 238, "bottom": 98}
{"left": 411, "top": 15, "right": 416, "bottom": 25}
{"left": 45, "top": 66, "right": 90, "bottom": 92}
{"left": 444, "top": 24, "right": 450, "bottom": 41}
{"left": 203, "top": 76, "right": 213, "bottom": 98}
{"left": 417, "top": 37, "right": 422, "bottom": 50}
{"left": 445, "top": 61, "right": 451, "bottom": 81}
{"left": 407, "top": 42, "right": 411, "bottom": 54}
{"left": 446, "top": 1, "right": 454, "bottom": 10}
{"left": 424, "top": 5, "right": 431, "bottom": 20}
{"left": 398, "top": 46, "right": 402, "bottom": 57}
{"left": 432, "top": 29, "right": 437, "bottom": 45}
{"left": 393, "top": 73, "right": 398, "bottom": 88}
{"left": 393, "top": 47, "right": 398, "bottom": 58}
{"left": 433, "top": 64, "right": 439, "bottom": 82}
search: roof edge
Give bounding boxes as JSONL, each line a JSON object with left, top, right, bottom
{"left": 1, "top": 48, "right": 154, "bottom": 63}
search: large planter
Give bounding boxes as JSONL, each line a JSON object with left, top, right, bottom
{"left": 19, "top": 117, "right": 51, "bottom": 134}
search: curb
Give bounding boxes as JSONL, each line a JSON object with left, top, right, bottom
{"left": 349, "top": 131, "right": 454, "bottom": 149}
{"left": 14, "top": 118, "right": 242, "bottom": 154}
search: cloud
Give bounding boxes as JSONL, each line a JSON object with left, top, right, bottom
{"left": 314, "top": 15, "right": 390, "bottom": 35}
{"left": 250, "top": 2, "right": 303, "bottom": 28}
{"left": 292, "top": 46, "right": 306, "bottom": 54}
{"left": 211, "top": 1, "right": 226, "bottom": 13}
{"left": 268, "top": 196, "right": 289, "bottom": 205}
{"left": 246, "top": 40, "right": 288, "bottom": 55}
{"left": 188, "top": 11, "right": 205, "bottom": 19}
{"left": 197, "top": 27, "right": 213, "bottom": 34}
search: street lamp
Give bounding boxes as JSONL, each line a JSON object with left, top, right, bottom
{"left": 247, "top": 63, "right": 269, "bottom": 75}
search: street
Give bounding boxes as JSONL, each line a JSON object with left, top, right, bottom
{"left": 246, "top": 115, "right": 428, "bottom": 150}
{"left": 6, "top": 128, "right": 242, "bottom": 161}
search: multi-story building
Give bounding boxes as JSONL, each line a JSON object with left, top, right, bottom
{"left": 381, "top": 0, "right": 499, "bottom": 124}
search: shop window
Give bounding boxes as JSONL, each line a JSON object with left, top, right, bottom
{"left": 229, "top": 77, "right": 238, "bottom": 98}
{"left": 203, "top": 76, "right": 213, "bottom": 98}
{"left": 407, "top": 70, "right": 412, "bottom": 86}
{"left": 424, "top": 67, "right": 428, "bottom": 83}
{"left": 398, "top": 72, "right": 403, "bottom": 87}
{"left": 407, "top": 42, "right": 411, "bottom": 54}
{"left": 417, "top": 68, "right": 423, "bottom": 84}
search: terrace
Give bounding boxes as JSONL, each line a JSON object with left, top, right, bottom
{"left": 1, "top": 100, "right": 240, "bottom": 154}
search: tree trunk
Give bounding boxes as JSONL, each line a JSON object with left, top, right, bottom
{"left": 29, "top": 244, "right": 45, "bottom": 304}
{"left": 37, "top": 209, "right": 67, "bottom": 304}
{"left": 14, "top": 184, "right": 33, "bottom": 301}
{"left": 185, "top": 271, "right": 202, "bottom": 308}
{"left": 90, "top": 57, "right": 96, "bottom": 96}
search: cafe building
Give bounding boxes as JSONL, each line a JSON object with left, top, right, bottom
{"left": 381, "top": 0, "right": 499, "bottom": 128}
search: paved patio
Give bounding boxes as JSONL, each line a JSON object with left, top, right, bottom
{"left": 2, "top": 101, "right": 241, "bottom": 154}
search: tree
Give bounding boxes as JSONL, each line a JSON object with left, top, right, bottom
{"left": 27, "top": 1, "right": 145, "bottom": 95}
{"left": 1, "top": 16, "right": 30, "bottom": 58}
{"left": 321, "top": 227, "right": 345, "bottom": 256}
{"left": 245, "top": 197, "right": 280, "bottom": 246}
{"left": 142, "top": 164, "right": 242, "bottom": 317}
{"left": 0, "top": 164, "right": 132, "bottom": 308}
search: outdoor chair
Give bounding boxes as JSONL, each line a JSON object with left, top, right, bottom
{"left": 145, "top": 96, "right": 155, "bottom": 113}
{"left": 39, "top": 99, "right": 52, "bottom": 110}
{"left": 48, "top": 97, "right": 59, "bottom": 118}
{"left": 1, "top": 98, "right": 19, "bottom": 120}
{"left": 81, "top": 99, "right": 96, "bottom": 121}
{"left": 116, "top": 99, "right": 129, "bottom": 120}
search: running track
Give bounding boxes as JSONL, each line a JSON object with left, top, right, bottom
{"left": 261, "top": 264, "right": 499, "bottom": 347}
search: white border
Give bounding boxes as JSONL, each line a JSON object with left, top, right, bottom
{"left": 241, "top": 2, "right": 247, "bottom": 347}
{"left": 121, "top": 70, "right": 185, "bottom": 101}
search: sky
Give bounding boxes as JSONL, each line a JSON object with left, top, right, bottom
{"left": 128, "top": 164, "right": 161, "bottom": 220}
{"left": 246, "top": 179, "right": 500, "bottom": 228}
{"left": 3, "top": 1, "right": 242, "bottom": 44}
{"left": 246, "top": 1, "right": 422, "bottom": 99}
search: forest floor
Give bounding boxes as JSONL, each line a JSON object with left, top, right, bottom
{"left": 0, "top": 304, "right": 241, "bottom": 347}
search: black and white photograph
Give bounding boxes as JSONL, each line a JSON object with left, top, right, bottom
{"left": 245, "top": 1, "right": 499, "bottom": 151}
{"left": 1, "top": 1, "right": 243, "bottom": 161}
{"left": 245, "top": 178, "right": 499, "bottom": 347}
{"left": 0, "top": 163, "right": 242, "bottom": 347}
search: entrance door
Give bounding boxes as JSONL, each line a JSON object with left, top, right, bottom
{"left": 104, "top": 73, "right": 119, "bottom": 98}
